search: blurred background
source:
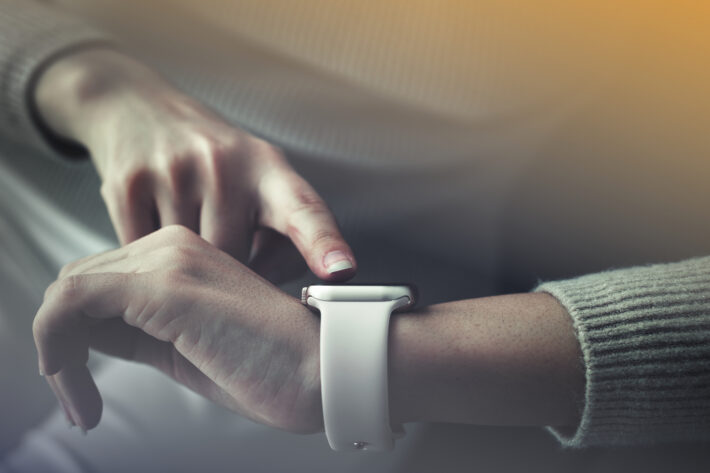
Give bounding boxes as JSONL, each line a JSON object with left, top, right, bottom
{"left": 1, "top": 1, "right": 709, "bottom": 471}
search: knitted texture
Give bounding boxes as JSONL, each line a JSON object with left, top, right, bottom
{"left": 536, "top": 256, "right": 710, "bottom": 447}
{"left": 0, "top": 0, "right": 111, "bottom": 158}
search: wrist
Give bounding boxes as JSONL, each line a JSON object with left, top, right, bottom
{"left": 34, "top": 47, "right": 168, "bottom": 147}
{"left": 288, "top": 296, "right": 324, "bottom": 431}
{"left": 388, "top": 310, "right": 423, "bottom": 426}
{"left": 387, "top": 294, "right": 585, "bottom": 428}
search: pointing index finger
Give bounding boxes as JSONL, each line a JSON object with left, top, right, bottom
{"left": 257, "top": 168, "right": 357, "bottom": 281}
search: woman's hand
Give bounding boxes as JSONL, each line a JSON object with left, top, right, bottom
{"left": 34, "top": 48, "right": 356, "bottom": 282}
{"left": 33, "top": 225, "right": 322, "bottom": 433}
{"left": 33, "top": 225, "right": 585, "bottom": 434}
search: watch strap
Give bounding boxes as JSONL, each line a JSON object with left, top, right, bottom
{"left": 308, "top": 297, "right": 410, "bottom": 451}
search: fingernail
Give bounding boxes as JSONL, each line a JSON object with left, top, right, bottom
{"left": 323, "top": 251, "right": 353, "bottom": 274}
{"left": 39, "top": 369, "right": 44, "bottom": 377}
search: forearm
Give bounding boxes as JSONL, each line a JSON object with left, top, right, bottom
{"left": 0, "top": 0, "right": 111, "bottom": 152}
{"left": 388, "top": 292, "right": 585, "bottom": 429}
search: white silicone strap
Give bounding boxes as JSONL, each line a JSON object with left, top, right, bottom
{"left": 307, "top": 297, "right": 410, "bottom": 452}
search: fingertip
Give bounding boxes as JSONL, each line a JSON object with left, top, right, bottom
{"left": 322, "top": 267, "right": 356, "bottom": 282}
{"left": 320, "top": 250, "right": 357, "bottom": 281}
{"left": 81, "top": 389, "right": 103, "bottom": 432}
{"left": 59, "top": 364, "right": 103, "bottom": 431}
{"left": 74, "top": 389, "right": 102, "bottom": 432}
{"left": 323, "top": 250, "right": 355, "bottom": 273}
{"left": 81, "top": 398, "right": 103, "bottom": 431}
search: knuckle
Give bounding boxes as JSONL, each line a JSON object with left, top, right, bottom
{"left": 158, "top": 259, "right": 196, "bottom": 289}
{"left": 309, "top": 227, "right": 338, "bottom": 248}
{"left": 282, "top": 184, "right": 333, "bottom": 243}
{"left": 243, "top": 138, "right": 285, "bottom": 189}
{"left": 252, "top": 137, "right": 285, "bottom": 163}
{"left": 99, "top": 180, "right": 124, "bottom": 205}
{"left": 31, "top": 303, "right": 58, "bottom": 343}
{"left": 158, "top": 224, "right": 199, "bottom": 243}
{"left": 284, "top": 220, "right": 336, "bottom": 251}
{"left": 200, "top": 135, "right": 251, "bottom": 187}
{"left": 45, "top": 275, "right": 83, "bottom": 305}
{"left": 99, "top": 182, "right": 112, "bottom": 199}
{"left": 157, "top": 243, "right": 203, "bottom": 275}
{"left": 32, "top": 312, "right": 48, "bottom": 346}
{"left": 216, "top": 133, "right": 243, "bottom": 155}
{"left": 290, "top": 183, "right": 327, "bottom": 214}
{"left": 287, "top": 201, "right": 329, "bottom": 234}
{"left": 204, "top": 136, "right": 238, "bottom": 168}
{"left": 31, "top": 314, "right": 42, "bottom": 339}
{"left": 57, "top": 261, "right": 76, "bottom": 279}
{"left": 166, "top": 243, "right": 195, "bottom": 264}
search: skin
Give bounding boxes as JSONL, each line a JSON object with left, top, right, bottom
{"left": 34, "top": 47, "right": 357, "bottom": 283}
{"left": 33, "top": 226, "right": 585, "bottom": 433}
{"left": 31, "top": 47, "right": 585, "bottom": 435}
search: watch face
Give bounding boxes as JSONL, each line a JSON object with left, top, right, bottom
{"left": 301, "top": 284, "right": 417, "bottom": 309}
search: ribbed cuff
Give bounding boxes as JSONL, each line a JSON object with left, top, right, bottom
{"left": 0, "top": 0, "right": 113, "bottom": 159}
{"left": 535, "top": 256, "right": 710, "bottom": 448}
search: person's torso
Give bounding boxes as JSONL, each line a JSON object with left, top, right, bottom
{"left": 10, "top": 0, "right": 710, "bottom": 301}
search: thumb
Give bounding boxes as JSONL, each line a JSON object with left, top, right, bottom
{"left": 257, "top": 168, "right": 357, "bottom": 281}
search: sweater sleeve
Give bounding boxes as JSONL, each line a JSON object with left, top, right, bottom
{"left": 0, "top": 0, "right": 113, "bottom": 158}
{"left": 535, "top": 256, "right": 710, "bottom": 448}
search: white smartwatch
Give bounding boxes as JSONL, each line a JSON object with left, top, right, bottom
{"left": 301, "top": 284, "right": 417, "bottom": 452}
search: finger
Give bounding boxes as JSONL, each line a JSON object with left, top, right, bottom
{"left": 86, "top": 318, "right": 142, "bottom": 360}
{"left": 88, "top": 320, "right": 247, "bottom": 417}
{"left": 45, "top": 373, "right": 78, "bottom": 426}
{"left": 86, "top": 318, "right": 183, "bottom": 373}
{"left": 248, "top": 228, "right": 308, "bottom": 285}
{"left": 33, "top": 273, "right": 139, "bottom": 376}
{"left": 33, "top": 273, "right": 144, "bottom": 430}
{"left": 80, "top": 316, "right": 220, "bottom": 398}
{"left": 193, "top": 137, "right": 254, "bottom": 261}
{"left": 155, "top": 189, "right": 201, "bottom": 233}
{"left": 155, "top": 162, "right": 201, "bottom": 232}
{"left": 58, "top": 225, "right": 205, "bottom": 279}
{"left": 58, "top": 248, "right": 125, "bottom": 279}
{"left": 200, "top": 193, "right": 253, "bottom": 263}
{"left": 102, "top": 177, "right": 159, "bottom": 245}
{"left": 258, "top": 169, "right": 356, "bottom": 281}
{"left": 53, "top": 363, "right": 102, "bottom": 431}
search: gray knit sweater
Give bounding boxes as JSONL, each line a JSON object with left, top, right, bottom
{"left": 1, "top": 0, "right": 709, "bottom": 449}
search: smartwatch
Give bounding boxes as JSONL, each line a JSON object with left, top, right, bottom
{"left": 301, "top": 284, "right": 417, "bottom": 452}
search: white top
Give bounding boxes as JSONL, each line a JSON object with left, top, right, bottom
{"left": 9, "top": 0, "right": 710, "bottom": 305}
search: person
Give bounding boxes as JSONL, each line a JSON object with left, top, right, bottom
{"left": 1, "top": 0, "right": 709, "bottom": 471}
